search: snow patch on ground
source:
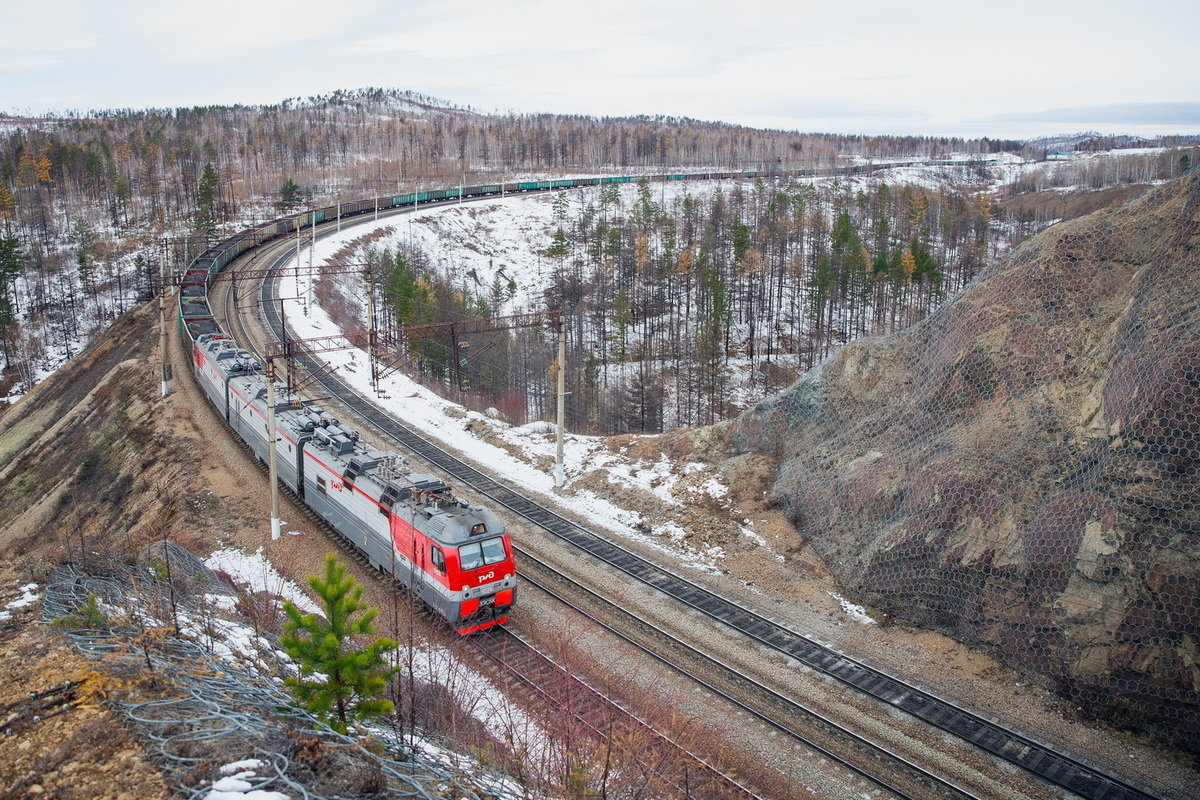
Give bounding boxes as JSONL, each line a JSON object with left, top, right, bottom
{"left": 174, "top": 605, "right": 283, "bottom": 673}
{"left": 205, "top": 547, "right": 323, "bottom": 616}
{"left": 0, "top": 583, "right": 40, "bottom": 621}
{"left": 829, "top": 592, "right": 876, "bottom": 625}
{"left": 203, "top": 759, "right": 290, "bottom": 800}
{"left": 740, "top": 525, "right": 768, "bottom": 547}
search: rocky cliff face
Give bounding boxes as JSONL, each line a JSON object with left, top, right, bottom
{"left": 729, "top": 171, "right": 1200, "bottom": 749}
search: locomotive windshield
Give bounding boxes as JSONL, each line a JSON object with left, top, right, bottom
{"left": 459, "top": 538, "right": 507, "bottom": 571}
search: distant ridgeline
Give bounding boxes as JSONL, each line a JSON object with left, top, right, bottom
{"left": 730, "top": 170, "right": 1200, "bottom": 750}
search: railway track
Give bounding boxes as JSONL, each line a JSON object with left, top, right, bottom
{"left": 214, "top": 203, "right": 1159, "bottom": 800}
{"left": 207, "top": 214, "right": 774, "bottom": 799}
{"left": 464, "top": 626, "right": 765, "bottom": 800}
{"left": 515, "top": 548, "right": 995, "bottom": 800}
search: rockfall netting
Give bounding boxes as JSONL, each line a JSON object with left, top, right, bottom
{"left": 730, "top": 170, "right": 1200, "bottom": 749}
{"left": 42, "top": 553, "right": 497, "bottom": 800}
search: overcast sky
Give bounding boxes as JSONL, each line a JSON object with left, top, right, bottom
{"left": 2, "top": 0, "right": 1197, "bottom": 139}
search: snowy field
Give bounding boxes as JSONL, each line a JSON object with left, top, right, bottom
{"left": 261, "top": 160, "right": 1071, "bottom": 575}
{"left": 276, "top": 186, "right": 749, "bottom": 573}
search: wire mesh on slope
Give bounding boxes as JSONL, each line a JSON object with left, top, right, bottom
{"left": 42, "top": 559, "right": 488, "bottom": 800}
{"left": 735, "top": 169, "right": 1200, "bottom": 749}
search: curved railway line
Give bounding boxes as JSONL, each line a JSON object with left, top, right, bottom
{"left": 207, "top": 199, "right": 774, "bottom": 798}
{"left": 198, "top": 185, "right": 1162, "bottom": 800}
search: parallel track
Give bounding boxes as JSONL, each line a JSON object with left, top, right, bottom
{"left": 227, "top": 206, "right": 1158, "bottom": 800}
{"left": 515, "top": 550, "right": 988, "bottom": 800}
{"left": 464, "top": 625, "right": 764, "bottom": 800}
{"left": 211, "top": 219, "right": 767, "bottom": 799}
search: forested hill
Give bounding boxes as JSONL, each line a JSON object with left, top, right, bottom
{"left": 0, "top": 87, "right": 1195, "bottom": 409}
{"left": 0, "top": 86, "right": 1014, "bottom": 397}
{"left": 728, "top": 170, "right": 1200, "bottom": 751}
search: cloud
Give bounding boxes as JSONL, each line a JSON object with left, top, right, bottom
{"left": 0, "top": 59, "right": 65, "bottom": 72}
{"left": 4, "top": 0, "right": 1197, "bottom": 138}
{"left": 1, "top": 0, "right": 103, "bottom": 53}
{"left": 121, "top": 0, "right": 387, "bottom": 61}
{"left": 984, "top": 102, "right": 1200, "bottom": 126}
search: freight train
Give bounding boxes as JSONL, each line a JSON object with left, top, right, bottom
{"left": 175, "top": 158, "right": 990, "bottom": 312}
{"left": 179, "top": 192, "right": 543, "bottom": 633}
{"left": 177, "top": 169, "right": 804, "bottom": 632}
{"left": 178, "top": 161, "right": 986, "bottom": 631}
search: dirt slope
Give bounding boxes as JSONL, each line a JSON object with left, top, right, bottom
{"left": 0, "top": 303, "right": 286, "bottom": 796}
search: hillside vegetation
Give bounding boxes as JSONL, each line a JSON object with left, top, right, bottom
{"left": 1, "top": 88, "right": 1195, "bottom": 412}
{"left": 729, "top": 170, "right": 1200, "bottom": 752}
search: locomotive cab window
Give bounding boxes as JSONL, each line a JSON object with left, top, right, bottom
{"left": 430, "top": 546, "right": 446, "bottom": 573}
{"left": 458, "top": 538, "right": 507, "bottom": 571}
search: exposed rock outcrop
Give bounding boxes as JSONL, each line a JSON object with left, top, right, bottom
{"left": 730, "top": 171, "right": 1200, "bottom": 748}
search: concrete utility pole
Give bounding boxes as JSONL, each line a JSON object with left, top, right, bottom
{"left": 266, "top": 357, "right": 281, "bottom": 540}
{"left": 159, "top": 254, "right": 169, "bottom": 397}
{"left": 366, "top": 262, "right": 377, "bottom": 393}
{"left": 555, "top": 318, "right": 567, "bottom": 488}
{"left": 308, "top": 214, "right": 315, "bottom": 310}
{"left": 295, "top": 220, "right": 302, "bottom": 280}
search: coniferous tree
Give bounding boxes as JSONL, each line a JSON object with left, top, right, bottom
{"left": 811, "top": 252, "right": 835, "bottom": 356}
{"left": 551, "top": 190, "right": 570, "bottom": 224}
{"left": 280, "top": 554, "right": 399, "bottom": 735}
{"left": 694, "top": 253, "right": 730, "bottom": 422}
{"left": 278, "top": 177, "right": 303, "bottom": 212}
{"left": 0, "top": 234, "right": 28, "bottom": 367}
{"left": 70, "top": 218, "right": 98, "bottom": 295}
{"left": 194, "top": 162, "right": 219, "bottom": 236}
{"left": 385, "top": 248, "right": 421, "bottom": 327}
{"left": 612, "top": 288, "right": 630, "bottom": 364}
{"left": 545, "top": 227, "right": 571, "bottom": 260}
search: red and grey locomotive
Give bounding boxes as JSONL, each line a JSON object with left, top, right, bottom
{"left": 184, "top": 277, "right": 514, "bottom": 635}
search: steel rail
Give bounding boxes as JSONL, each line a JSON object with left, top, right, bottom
{"left": 465, "top": 624, "right": 766, "bottom": 800}
{"left": 515, "top": 551, "right": 987, "bottom": 800}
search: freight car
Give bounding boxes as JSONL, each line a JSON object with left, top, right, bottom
{"left": 177, "top": 160, "right": 976, "bottom": 630}
{"left": 174, "top": 169, "right": 796, "bottom": 631}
